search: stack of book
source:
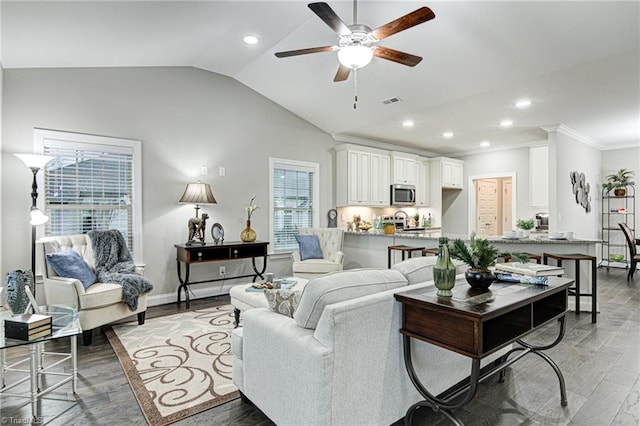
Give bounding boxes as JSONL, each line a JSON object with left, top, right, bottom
{"left": 4, "top": 313, "right": 53, "bottom": 341}
{"left": 494, "top": 263, "right": 565, "bottom": 285}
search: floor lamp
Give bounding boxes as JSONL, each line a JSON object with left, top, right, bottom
{"left": 15, "top": 153, "right": 55, "bottom": 298}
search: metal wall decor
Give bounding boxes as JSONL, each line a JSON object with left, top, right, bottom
{"left": 570, "top": 171, "right": 591, "bottom": 213}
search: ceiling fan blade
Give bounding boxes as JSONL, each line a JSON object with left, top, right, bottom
{"left": 371, "top": 7, "right": 435, "bottom": 40}
{"left": 374, "top": 46, "right": 422, "bottom": 67}
{"left": 333, "top": 65, "right": 351, "bottom": 82}
{"left": 308, "top": 2, "right": 351, "bottom": 36}
{"left": 275, "top": 46, "right": 335, "bottom": 58}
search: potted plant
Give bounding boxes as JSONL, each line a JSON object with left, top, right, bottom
{"left": 516, "top": 218, "right": 535, "bottom": 237}
{"left": 602, "top": 168, "right": 635, "bottom": 196}
{"left": 448, "top": 234, "right": 528, "bottom": 290}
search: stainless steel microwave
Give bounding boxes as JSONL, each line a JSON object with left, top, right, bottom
{"left": 390, "top": 184, "right": 416, "bottom": 206}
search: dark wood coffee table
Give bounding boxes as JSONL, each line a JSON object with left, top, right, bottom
{"left": 395, "top": 277, "right": 573, "bottom": 425}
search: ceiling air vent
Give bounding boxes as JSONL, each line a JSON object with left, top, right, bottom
{"left": 381, "top": 97, "right": 402, "bottom": 105}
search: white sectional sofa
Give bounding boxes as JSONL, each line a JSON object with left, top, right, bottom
{"left": 231, "top": 257, "right": 509, "bottom": 425}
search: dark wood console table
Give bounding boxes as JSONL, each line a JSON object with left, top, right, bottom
{"left": 394, "top": 277, "right": 573, "bottom": 425}
{"left": 175, "top": 241, "right": 269, "bottom": 308}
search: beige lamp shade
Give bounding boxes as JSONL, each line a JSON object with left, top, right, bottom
{"left": 179, "top": 181, "right": 217, "bottom": 205}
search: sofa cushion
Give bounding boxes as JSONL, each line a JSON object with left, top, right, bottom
{"left": 295, "top": 234, "right": 324, "bottom": 260}
{"left": 392, "top": 256, "right": 438, "bottom": 284}
{"left": 264, "top": 288, "right": 302, "bottom": 317}
{"left": 392, "top": 256, "right": 469, "bottom": 285}
{"left": 45, "top": 249, "right": 96, "bottom": 289}
{"left": 292, "top": 259, "right": 342, "bottom": 274}
{"left": 294, "top": 269, "right": 408, "bottom": 329}
{"left": 79, "top": 282, "right": 124, "bottom": 309}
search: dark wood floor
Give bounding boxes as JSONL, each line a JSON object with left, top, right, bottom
{"left": 2, "top": 267, "right": 638, "bottom": 425}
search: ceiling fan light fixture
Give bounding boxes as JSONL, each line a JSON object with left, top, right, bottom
{"left": 338, "top": 45, "right": 374, "bottom": 69}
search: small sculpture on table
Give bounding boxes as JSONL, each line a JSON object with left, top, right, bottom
{"left": 187, "top": 213, "right": 209, "bottom": 245}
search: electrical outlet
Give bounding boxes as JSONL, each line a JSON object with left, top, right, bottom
{"left": 219, "top": 266, "right": 226, "bottom": 276}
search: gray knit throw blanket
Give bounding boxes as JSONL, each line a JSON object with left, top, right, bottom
{"left": 88, "top": 229, "right": 153, "bottom": 311}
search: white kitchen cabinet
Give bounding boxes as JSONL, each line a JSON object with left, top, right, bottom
{"left": 370, "top": 153, "right": 390, "bottom": 205}
{"left": 391, "top": 152, "right": 418, "bottom": 185}
{"left": 336, "top": 145, "right": 390, "bottom": 206}
{"left": 440, "top": 159, "right": 464, "bottom": 189}
{"left": 415, "top": 158, "right": 430, "bottom": 206}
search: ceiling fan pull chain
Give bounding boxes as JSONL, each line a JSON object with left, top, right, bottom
{"left": 353, "top": 69, "right": 358, "bottom": 109}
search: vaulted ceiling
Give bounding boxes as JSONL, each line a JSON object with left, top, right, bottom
{"left": 2, "top": 1, "right": 638, "bottom": 155}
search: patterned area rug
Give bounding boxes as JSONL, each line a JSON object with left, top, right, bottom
{"left": 105, "top": 304, "right": 239, "bottom": 425}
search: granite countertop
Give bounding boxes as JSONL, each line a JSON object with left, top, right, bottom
{"left": 345, "top": 230, "right": 602, "bottom": 244}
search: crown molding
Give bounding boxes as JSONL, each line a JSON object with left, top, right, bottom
{"left": 542, "top": 124, "right": 606, "bottom": 150}
{"left": 600, "top": 141, "right": 640, "bottom": 151}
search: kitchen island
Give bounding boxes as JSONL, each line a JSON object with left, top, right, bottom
{"left": 344, "top": 230, "right": 602, "bottom": 314}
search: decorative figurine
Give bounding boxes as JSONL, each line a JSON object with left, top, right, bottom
{"left": 187, "top": 212, "right": 209, "bottom": 245}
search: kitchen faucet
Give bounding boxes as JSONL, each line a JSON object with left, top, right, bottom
{"left": 394, "top": 210, "right": 409, "bottom": 229}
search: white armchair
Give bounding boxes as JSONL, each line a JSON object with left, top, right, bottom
{"left": 38, "top": 234, "right": 148, "bottom": 345}
{"left": 291, "top": 228, "right": 344, "bottom": 279}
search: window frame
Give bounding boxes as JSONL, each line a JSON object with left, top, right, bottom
{"left": 33, "top": 128, "right": 143, "bottom": 263}
{"left": 269, "top": 157, "right": 320, "bottom": 254}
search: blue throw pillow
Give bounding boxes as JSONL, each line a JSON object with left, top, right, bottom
{"left": 295, "top": 234, "right": 324, "bottom": 261}
{"left": 46, "top": 249, "right": 96, "bottom": 289}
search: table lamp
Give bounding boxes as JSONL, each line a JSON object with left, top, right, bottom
{"left": 179, "top": 181, "right": 217, "bottom": 245}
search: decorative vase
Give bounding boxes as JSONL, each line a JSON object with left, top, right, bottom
{"left": 383, "top": 224, "right": 396, "bottom": 235}
{"left": 464, "top": 269, "right": 495, "bottom": 290}
{"left": 614, "top": 188, "right": 626, "bottom": 197}
{"left": 240, "top": 220, "right": 257, "bottom": 242}
{"left": 5, "top": 269, "right": 32, "bottom": 315}
{"left": 433, "top": 237, "right": 456, "bottom": 297}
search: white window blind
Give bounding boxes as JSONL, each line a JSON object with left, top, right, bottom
{"left": 270, "top": 158, "right": 319, "bottom": 253}
{"left": 35, "top": 130, "right": 142, "bottom": 259}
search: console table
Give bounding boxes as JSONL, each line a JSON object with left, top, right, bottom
{"left": 175, "top": 241, "right": 269, "bottom": 308}
{"left": 394, "top": 277, "right": 573, "bottom": 425}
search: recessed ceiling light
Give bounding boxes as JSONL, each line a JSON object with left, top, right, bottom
{"left": 480, "top": 140, "right": 491, "bottom": 148}
{"left": 243, "top": 35, "right": 259, "bottom": 45}
{"left": 500, "top": 119, "right": 513, "bottom": 127}
{"left": 442, "top": 131, "right": 454, "bottom": 138}
{"left": 402, "top": 120, "right": 414, "bottom": 127}
{"left": 515, "top": 99, "right": 532, "bottom": 108}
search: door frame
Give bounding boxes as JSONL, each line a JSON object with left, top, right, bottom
{"left": 467, "top": 172, "right": 518, "bottom": 235}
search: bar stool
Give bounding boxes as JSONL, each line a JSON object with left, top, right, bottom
{"left": 503, "top": 253, "right": 542, "bottom": 264}
{"left": 543, "top": 252, "right": 597, "bottom": 323}
{"left": 422, "top": 248, "right": 439, "bottom": 256}
{"left": 388, "top": 245, "right": 425, "bottom": 268}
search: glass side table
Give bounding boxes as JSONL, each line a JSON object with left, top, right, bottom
{"left": 0, "top": 305, "right": 81, "bottom": 419}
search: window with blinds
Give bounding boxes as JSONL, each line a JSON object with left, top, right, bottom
{"left": 269, "top": 158, "right": 319, "bottom": 252}
{"left": 35, "top": 129, "right": 142, "bottom": 259}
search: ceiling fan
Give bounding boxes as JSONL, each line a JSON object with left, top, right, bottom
{"left": 274, "top": 1, "right": 435, "bottom": 82}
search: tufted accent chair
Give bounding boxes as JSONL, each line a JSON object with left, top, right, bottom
{"left": 38, "top": 234, "right": 147, "bottom": 345}
{"left": 291, "top": 228, "right": 345, "bottom": 279}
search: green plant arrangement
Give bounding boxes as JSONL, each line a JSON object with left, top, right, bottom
{"left": 516, "top": 218, "right": 535, "bottom": 231}
{"left": 602, "top": 169, "right": 635, "bottom": 196}
{"left": 448, "top": 234, "right": 529, "bottom": 290}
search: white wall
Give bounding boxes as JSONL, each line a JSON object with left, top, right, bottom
{"left": 548, "top": 128, "right": 602, "bottom": 239}
{"left": 451, "top": 147, "right": 540, "bottom": 234}
{"left": 1, "top": 67, "right": 337, "bottom": 304}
